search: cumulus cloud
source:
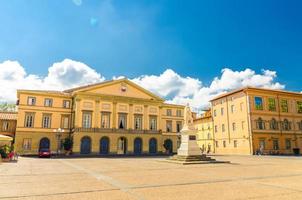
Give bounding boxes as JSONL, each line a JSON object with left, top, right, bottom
{"left": 0, "top": 59, "right": 285, "bottom": 112}
{"left": 132, "top": 68, "right": 285, "bottom": 112}
{"left": 0, "top": 59, "right": 104, "bottom": 102}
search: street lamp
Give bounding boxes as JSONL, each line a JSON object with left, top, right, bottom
{"left": 53, "top": 128, "right": 64, "bottom": 156}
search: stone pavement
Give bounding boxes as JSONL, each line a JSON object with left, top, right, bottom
{"left": 1, "top": 155, "right": 302, "bottom": 200}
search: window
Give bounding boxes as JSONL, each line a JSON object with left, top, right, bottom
{"left": 223, "top": 141, "right": 226, "bottom": 148}
{"left": 214, "top": 125, "right": 218, "bottom": 133}
{"left": 176, "top": 110, "right": 182, "bottom": 117}
{"left": 23, "top": 138, "right": 32, "bottom": 150}
{"left": 285, "top": 139, "right": 291, "bottom": 150}
{"left": 27, "top": 97, "right": 36, "bottom": 106}
{"left": 118, "top": 114, "right": 127, "bottom": 129}
{"left": 25, "top": 113, "right": 35, "bottom": 128}
{"left": 270, "top": 118, "right": 278, "bottom": 130}
{"left": 240, "top": 103, "right": 244, "bottom": 111}
{"left": 2, "top": 121, "right": 9, "bottom": 131}
{"left": 297, "top": 101, "right": 302, "bottom": 114}
{"left": 231, "top": 105, "right": 235, "bottom": 113}
{"left": 232, "top": 123, "right": 236, "bottom": 131}
{"left": 166, "top": 120, "right": 172, "bottom": 132}
{"left": 298, "top": 121, "right": 302, "bottom": 131}
{"left": 63, "top": 100, "right": 71, "bottom": 108}
{"left": 61, "top": 115, "right": 70, "bottom": 129}
{"left": 82, "top": 112, "right": 92, "bottom": 128}
{"left": 222, "top": 124, "right": 225, "bottom": 132}
{"left": 281, "top": 99, "right": 288, "bottom": 112}
{"left": 256, "top": 118, "right": 265, "bottom": 130}
{"left": 214, "top": 110, "right": 217, "bottom": 117}
{"left": 234, "top": 140, "right": 237, "bottom": 148}
{"left": 215, "top": 141, "right": 219, "bottom": 148}
{"left": 268, "top": 98, "right": 276, "bottom": 111}
{"left": 166, "top": 109, "right": 172, "bottom": 116}
{"left": 149, "top": 116, "right": 157, "bottom": 130}
{"left": 134, "top": 115, "right": 143, "bottom": 130}
{"left": 259, "top": 139, "right": 265, "bottom": 150}
{"left": 101, "top": 113, "right": 110, "bottom": 128}
{"left": 176, "top": 121, "right": 182, "bottom": 132}
{"left": 254, "top": 97, "right": 263, "bottom": 110}
{"left": 207, "top": 133, "right": 211, "bottom": 139}
{"left": 44, "top": 98, "right": 53, "bottom": 107}
{"left": 282, "top": 119, "right": 291, "bottom": 131}
{"left": 241, "top": 121, "right": 245, "bottom": 130}
{"left": 42, "top": 114, "right": 51, "bottom": 128}
{"left": 221, "top": 108, "right": 224, "bottom": 116}
{"left": 273, "top": 139, "right": 279, "bottom": 150}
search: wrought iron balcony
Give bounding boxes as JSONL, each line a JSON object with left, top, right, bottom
{"left": 74, "top": 127, "right": 162, "bottom": 134}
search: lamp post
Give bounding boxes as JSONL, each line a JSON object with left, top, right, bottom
{"left": 53, "top": 128, "right": 64, "bottom": 156}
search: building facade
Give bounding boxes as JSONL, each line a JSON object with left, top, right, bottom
{"left": 0, "top": 112, "right": 17, "bottom": 138}
{"left": 193, "top": 110, "right": 215, "bottom": 153}
{"left": 14, "top": 79, "right": 184, "bottom": 155}
{"left": 211, "top": 87, "right": 302, "bottom": 155}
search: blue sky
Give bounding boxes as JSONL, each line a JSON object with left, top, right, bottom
{"left": 0, "top": 0, "right": 301, "bottom": 109}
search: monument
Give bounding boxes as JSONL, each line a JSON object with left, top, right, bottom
{"left": 167, "top": 104, "right": 229, "bottom": 164}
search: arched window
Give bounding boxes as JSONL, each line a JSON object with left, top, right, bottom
{"left": 283, "top": 119, "right": 291, "bottom": 131}
{"left": 270, "top": 118, "right": 278, "bottom": 130}
{"left": 257, "top": 118, "right": 265, "bottom": 130}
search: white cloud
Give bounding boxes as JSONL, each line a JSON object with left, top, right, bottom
{"left": 72, "top": 0, "right": 82, "bottom": 6}
{"left": 0, "top": 59, "right": 104, "bottom": 102}
{"left": 132, "top": 68, "right": 285, "bottom": 112}
{"left": 0, "top": 59, "right": 285, "bottom": 113}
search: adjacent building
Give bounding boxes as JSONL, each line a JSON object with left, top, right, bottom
{"left": 14, "top": 79, "right": 184, "bottom": 155}
{"left": 211, "top": 87, "right": 302, "bottom": 155}
{"left": 0, "top": 112, "right": 17, "bottom": 138}
{"left": 193, "top": 109, "right": 215, "bottom": 153}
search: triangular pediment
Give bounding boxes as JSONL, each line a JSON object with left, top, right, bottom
{"left": 65, "top": 79, "right": 164, "bottom": 101}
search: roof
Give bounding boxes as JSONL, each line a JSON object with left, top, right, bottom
{"left": 0, "top": 112, "right": 18, "bottom": 120}
{"left": 17, "top": 90, "right": 71, "bottom": 96}
{"left": 63, "top": 79, "right": 115, "bottom": 93}
{"left": 210, "top": 86, "right": 302, "bottom": 101}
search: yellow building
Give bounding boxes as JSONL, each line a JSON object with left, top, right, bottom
{"left": 14, "top": 79, "right": 184, "bottom": 155}
{"left": 193, "top": 110, "right": 215, "bottom": 153}
{"left": 211, "top": 87, "right": 302, "bottom": 155}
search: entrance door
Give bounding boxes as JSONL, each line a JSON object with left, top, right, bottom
{"left": 39, "top": 137, "right": 50, "bottom": 150}
{"left": 134, "top": 138, "right": 142, "bottom": 154}
{"left": 80, "top": 136, "right": 91, "bottom": 154}
{"left": 149, "top": 138, "right": 157, "bottom": 154}
{"left": 100, "top": 137, "right": 109, "bottom": 154}
{"left": 164, "top": 139, "right": 173, "bottom": 154}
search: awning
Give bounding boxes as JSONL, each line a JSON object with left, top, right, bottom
{"left": 0, "top": 134, "right": 13, "bottom": 141}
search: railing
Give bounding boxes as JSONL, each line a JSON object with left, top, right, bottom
{"left": 74, "top": 127, "right": 162, "bottom": 134}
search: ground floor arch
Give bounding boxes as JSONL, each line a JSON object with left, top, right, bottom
{"left": 134, "top": 137, "right": 143, "bottom": 154}
{"left": 100, "top": 137, "right": 110, "bottom": 154}
{"left": 164, "top": 139, "right": 173, "bottom": 154}
{"left": 149, "top": 138, "right": 157, "bottom": 154}
{"left": 80, "top": 136, "right": 91, "bottom": 154}
{"left": 39, "top": 137, "right": 50, "bottom": 150}
{"left": 117, "top": 137, "right": 127, "bottom": 154}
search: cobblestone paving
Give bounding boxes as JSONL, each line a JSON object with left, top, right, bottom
{"left": 1, "top": 155, "right": 302, "bottom": 200}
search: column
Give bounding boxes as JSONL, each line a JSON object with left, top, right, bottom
{"left": 75, "top": 98, "right": 81, "bottom": 128}
{"left": 95, "top": 100, "right": 100, "bottom": 128}
{"left": 129, "top": 104, "right": 133, "bottom": 129}
{"left": 112, "top": 102, "right": 117, "bottom": 129}
{"left": 144, "top": 105, "right": 148, "bottom": 130}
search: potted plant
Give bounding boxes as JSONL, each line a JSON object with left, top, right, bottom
{"left": 63, "top": 137, "right": 73, "bottom": 155}
{"left": 0, "top": 147, "right": 9, "bottom": 162}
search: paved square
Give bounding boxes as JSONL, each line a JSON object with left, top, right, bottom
{"left": 1, "top": 155, "right": 302, "bottom": 200}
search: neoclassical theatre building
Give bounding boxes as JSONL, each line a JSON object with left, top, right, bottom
{"left": 15, "top": 79, "right": 184, "bottom": 155}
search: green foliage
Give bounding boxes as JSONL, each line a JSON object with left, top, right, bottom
{"left": 63, "top": 137, "right": 73, "bottom": 151}
{"left": 0, "top": 103, "right": 16, "bottom": 112}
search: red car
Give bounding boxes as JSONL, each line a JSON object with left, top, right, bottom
{"left": 38, "top": 148, "right": 51, "bottom": 158}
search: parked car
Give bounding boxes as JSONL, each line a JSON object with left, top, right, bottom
{"left": 38, "top": 148, "right": 51, "bottom": 158}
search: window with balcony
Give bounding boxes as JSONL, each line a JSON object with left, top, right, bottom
{"left": 222, "top": 124, "right": 225, "bottom": 132}
{"left": 118, "top": 114, "right": 127, "bottom": 129}
{"left": 231, "top": 105, "right": 235, "bottom": 113}
{"left": 166, "top": 120, "right": 172, "bottom": 132}
{"left": 221, "top": 108, "right": 224, "bottom": 116}
{"left": 134, "top": 115, "right": 142, "bottom": 130}
{"left": 166, "top": 109, "right": 172, "bottom": 116}
{"left": 149, "top": 116, "right": 157, "bottom": 130}
{"left": 297, "top": 101, "right": 302, "bottom": 114}
{"left": 214, "top": 125, "right": 218, "bottom": 133}
{"left": 282, "top": 119, "right": 291, "bottom": 131}
{"left": 44, "top": 98, "right": 53, "bottom": 107}
{"left": 270, "top": 118, "right": 278, "bottom": 130}
{"left": 232, "top": 123, "right": 236, "bottom": 131}
{"left": 176, "top": 110, "right": 182, "bottom": 117}
{"left": 27, "top": 97, "right": 36, "bottom": 106}
{"left": 281, "top": 99, "right": 288, "bottom": 112}
{"left": 25, "top": 113, "right": 35, "bottom": 128}
{"left": 268, "top": 98, "right": 276, "bottom": 111}
{"left": 101, "top": 113, "right": 110, "bottom": 128}
{"left": 256, "top": 118, "right": 265, "bottom": 130}
{"left": 82, "top": 112, "right": 92, "bottom": 128}
{"left": 254, "top": 97, "right": 263, "bottom": 110}
{"left": 42, "top": 114, "right": 51, "bottom": 128}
